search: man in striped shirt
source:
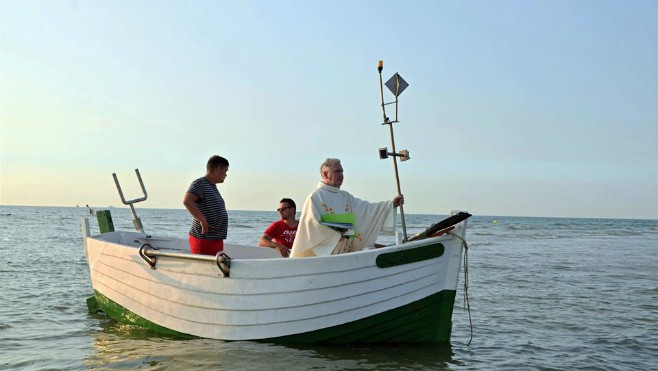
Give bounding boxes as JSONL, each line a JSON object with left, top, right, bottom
{"left": 183, "top": 155, "right": 230, "bottom": 255}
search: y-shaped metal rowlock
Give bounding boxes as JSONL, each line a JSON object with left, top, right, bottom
{"left": 377, "top": 60, "right": 410, "bottom": 242}
{"left": 112, "top": 169, "right": 148, "bottom": 233}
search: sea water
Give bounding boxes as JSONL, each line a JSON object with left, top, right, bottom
{"left": 0, "top": 205, "right": 656, "bottom": 370}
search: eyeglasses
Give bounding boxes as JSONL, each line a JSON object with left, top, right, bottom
{"left": 276, "top": 207, "right": 292, "bottom": 212}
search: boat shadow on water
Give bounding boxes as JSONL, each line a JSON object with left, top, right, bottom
{"left": 84, "top": 318, "right": 458, "bottom": 370}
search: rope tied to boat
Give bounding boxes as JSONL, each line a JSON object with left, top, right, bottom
{"left": 449, "top": 232, "right": 473, "bottom": 347}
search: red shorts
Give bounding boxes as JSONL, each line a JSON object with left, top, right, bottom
{"left": 188, "top": 235, "right": 224, "bottom": 255}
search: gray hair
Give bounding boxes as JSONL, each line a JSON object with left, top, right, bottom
{"left": 320, "top": 158, "right": 341, "bottom": 175}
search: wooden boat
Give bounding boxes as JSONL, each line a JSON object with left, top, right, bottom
{"left": 81, "top": 211, "right": 470, "bottom": 343}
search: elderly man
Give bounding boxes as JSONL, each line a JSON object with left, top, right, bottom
{"left": 290, "top": 158, "right": 403, "bottom": 258}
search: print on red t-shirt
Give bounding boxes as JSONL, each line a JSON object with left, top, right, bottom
{"left": 264, "top": 220, "right": 298, "bottom": 248}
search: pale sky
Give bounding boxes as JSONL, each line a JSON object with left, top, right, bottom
{"left": 1, "top": 0, "right": 657, "bottom": 219}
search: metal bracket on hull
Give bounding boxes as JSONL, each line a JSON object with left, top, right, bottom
{"left": 216, "top": 253, "right": 231, "bottom": 277}
{"left": 139, "top": 243, "right": 158, "bottom": 269}
{"left": 135, "top": 246, "right": 232, "bottom": 277}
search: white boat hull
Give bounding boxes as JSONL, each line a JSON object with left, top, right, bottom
{"left": 83, "top": 219, "right": 467, "bottom": 343}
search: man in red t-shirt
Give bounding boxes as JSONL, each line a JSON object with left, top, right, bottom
{"left": 259, "top": 198, "right": 298, "bottom": 257}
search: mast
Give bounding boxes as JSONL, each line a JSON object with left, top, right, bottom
{"left": 377, "top": 60, "right": 410, "bottom": 242}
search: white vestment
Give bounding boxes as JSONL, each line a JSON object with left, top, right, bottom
{"left": 290, "top": 182, "right": 396, "bottom": 258}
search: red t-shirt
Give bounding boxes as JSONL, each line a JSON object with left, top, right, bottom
{"left": 264, "top": 220, "right": 298, "bottom": 248}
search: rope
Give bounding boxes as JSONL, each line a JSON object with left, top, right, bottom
{"left": 450, "top": 232, "right": 473, "bottom": 346}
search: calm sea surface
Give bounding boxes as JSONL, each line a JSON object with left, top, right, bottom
{"left": 1, "top": 205, "right": 657, "bottom": 370}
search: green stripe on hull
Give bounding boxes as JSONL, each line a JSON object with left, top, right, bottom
{"left": 271, "top": 290, "right": 457, "bottom": 344}
{"left": 93, "top": 290, "right": 194, "bottom": 338}
{"left": 92, "top": 289, "right": 457, "bottom": 344}
{"left": 376, "top": 242, "right": 445, "bottom": 268}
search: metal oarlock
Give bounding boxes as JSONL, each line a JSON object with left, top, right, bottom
{"left": 377, "top": 60, "right": 410, "bottom": 242}
{"left": 112, "top": 169, "right": 148, "bottom": 233}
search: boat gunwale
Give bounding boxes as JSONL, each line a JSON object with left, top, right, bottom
{"left": 85, "top": 228, "right": 462, "bottom": 264}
